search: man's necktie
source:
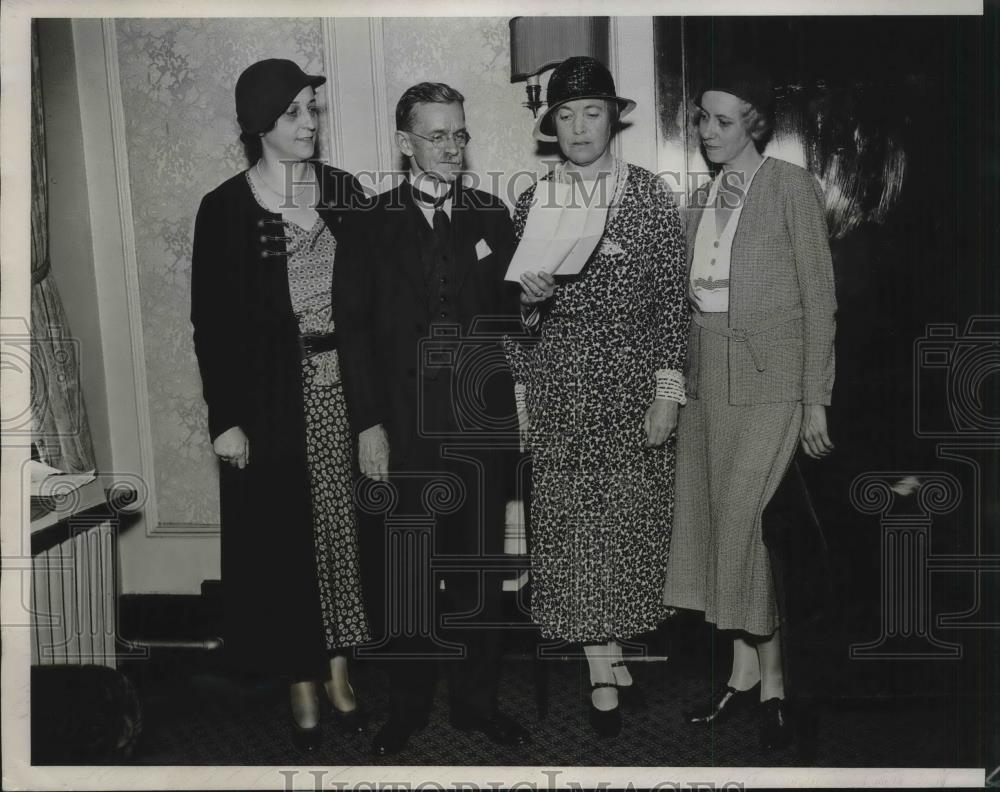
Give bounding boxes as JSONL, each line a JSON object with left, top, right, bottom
{"left": 432, "top": 191, "right": 452, "bottom": 248}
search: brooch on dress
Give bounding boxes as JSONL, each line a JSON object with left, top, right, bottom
{"left": 598, "top": 237, "right": 625, "bottom": 256}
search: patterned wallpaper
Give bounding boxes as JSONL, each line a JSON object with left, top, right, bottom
{"left": 115, "top": 19, "right": 325, "bottom": 526}
{"left": 381, "top": 17, "right": 550, "bottom": 209}
{"left": 113, "top": 17, "right": 547, "bottom": 528}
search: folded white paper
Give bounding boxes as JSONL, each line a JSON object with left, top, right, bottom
{"left": 505, "top": 179, "right": 611, "bottom": 282}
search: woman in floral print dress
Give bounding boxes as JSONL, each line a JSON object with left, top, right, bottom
{"left": 191, "top": 60, "right": 369, "bottom": 753}
{"left": 505, "top": 57, "right": 689, "bottom": 737}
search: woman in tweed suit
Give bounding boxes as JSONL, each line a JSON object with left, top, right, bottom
{"left": 662, "top": 65, "right": 836, "bottom": 751}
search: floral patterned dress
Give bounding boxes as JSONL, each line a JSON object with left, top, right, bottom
{"left": 248, "top": 175, "right": 370, "bottom": 651}
{"left": 505, "top": 163, "right": 689, "bottom": 643}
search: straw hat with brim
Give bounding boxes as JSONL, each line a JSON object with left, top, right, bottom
{"left": 533, "top": 56, "right": 636, "bottom": 142}
{"left": 236, "top": 58, "right": 326, "bottom": 135}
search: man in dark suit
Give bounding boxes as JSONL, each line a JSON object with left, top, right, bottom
{"left": 334, "top": 82, "right": 529, "bottom": 757}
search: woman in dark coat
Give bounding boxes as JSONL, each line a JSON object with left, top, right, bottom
{"left": 190, "top": 59, "right": 369, "bottom": 753}
{"left": 662, "top": 65, "right": 836, "bottom": 751}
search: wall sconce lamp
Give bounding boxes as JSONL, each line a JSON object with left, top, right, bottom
{"left": 509, "top": 16, "right": 610, "bottom": 117}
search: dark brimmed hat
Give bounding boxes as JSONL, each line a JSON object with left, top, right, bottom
{"left": 697, "top": 62, "right": 774, "bottom": 114}
{"left": 533, "top": 56, "right": 635, "bottom": 142}
{"left": 235, "top": 59, "right": 326, "bottom": 134}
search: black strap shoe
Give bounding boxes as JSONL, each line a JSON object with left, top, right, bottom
{"left": 587, "top": 682, "right": 622, "bottom": 739}
{"left": 450, "top": 711, "right": 532, "bottom": 746}
{"left": 684, "top": 681, "right": 760, "bottom": 725}
{"left": 610, "top": 661, "right": 647, "bottom": 711}
{"left": 759, "top": 697, "right": 793, "bottom": 750}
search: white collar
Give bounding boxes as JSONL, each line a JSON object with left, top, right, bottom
{"left": 407, "top": 174, "right": 453, "bottom": 225}
{"left": 708, "top": 155, "right": 769, "bottom": 205}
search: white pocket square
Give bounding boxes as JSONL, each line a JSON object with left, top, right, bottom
{"left": 475, "top": 238, "right": 492, "bottom": 260}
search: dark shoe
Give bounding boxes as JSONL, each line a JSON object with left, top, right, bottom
{"left": 759, "top": 697, "right": 793, "bottom": 750}
{"left": 334, "top": 707, "right": 367, "bottom": 735}
{"left": 587, "top": 682, "right": 622, "bottom": 739}
{"left": 617, "top": 681, "right": 646, "bottom": 711}
{"left": 611, "top": 661, "right": 646, "bottom": 711}
{"left": 289, "top": 716, "right": 322, "bottom": 754}
{"left": 322, "top": 696, "right": 367, "bottom": 735}
{"left": 684, "top": 682, "right": 760, "bottom": 725}
{"left": 450, "top": 711, "right": 531, "bottom": 746}
{"left": 372, "top": 716, "right": 424, "bottom": 758}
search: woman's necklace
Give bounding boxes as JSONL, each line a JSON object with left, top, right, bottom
{"left": 254, "top": 161, "right": 312, "bottom": 201}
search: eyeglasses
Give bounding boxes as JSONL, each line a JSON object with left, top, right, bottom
{"left": 406, "top": 129, "right": 472, "bottom": 149}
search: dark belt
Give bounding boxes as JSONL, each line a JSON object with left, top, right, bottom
{"left": 298, "top": 332, "right": 338, "bottom": 360}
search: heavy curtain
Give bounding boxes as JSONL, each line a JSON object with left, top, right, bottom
{"left": 30, "top": 22, "right": 96, "bottom": 473}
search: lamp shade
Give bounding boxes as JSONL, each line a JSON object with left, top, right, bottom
{"left": 509, "top": 16, "right": 610, "bottom": 82}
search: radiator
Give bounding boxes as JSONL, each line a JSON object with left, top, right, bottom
{"left": 31, "top": 519, "right": 117, "bottom": 669}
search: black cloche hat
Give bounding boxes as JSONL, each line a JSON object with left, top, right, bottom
{"left": 533, "top": 55, "right": 636, "bottom": 142}
{"left": 697, "top": 62, "right": 775, "bottom": 114}
{"left": 235, "top": 58, "right": 326, "bottom": 135}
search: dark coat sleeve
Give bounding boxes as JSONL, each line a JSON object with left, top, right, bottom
{"left": 333, "top": 201, "right": 388, "bottom": 437}
{"left": 190, "top": 189, "right": 247, "bottom": 442}
{"left": 488, "top": 198, "right": 521, "bottom": 320}
{"left": 479, "top": 198, "right": 523, "bottom": 503}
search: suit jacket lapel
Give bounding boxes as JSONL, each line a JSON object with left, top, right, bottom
{"left": 391, "top": 184, "right": 430, "bottom": 302}
{"left": 314, "top": 161, "right": 349, "bottom": 241}
{"left": 727, "top": 157, "right": 771, "bottom": 316}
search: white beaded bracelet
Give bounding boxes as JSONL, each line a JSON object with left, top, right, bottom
{"left": 514, "top": 381, "right": 527, "bottom": 415}
{"left": 514, "top": 382, "right": 529, "bottom": 451}
{"left": 655, "top": 368, "right": 687, "bottom": 405}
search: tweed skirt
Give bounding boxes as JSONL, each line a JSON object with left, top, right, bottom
{"left": 662, "top": 311, "right": 801, "bottom": 636}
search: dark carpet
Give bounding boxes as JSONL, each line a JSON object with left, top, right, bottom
{"left": 119, "top": 646, "right": 997, "bottom": 769}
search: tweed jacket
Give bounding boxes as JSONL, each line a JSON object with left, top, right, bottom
{"left": 682, "top": 157, "right": 836, "bottom": 406}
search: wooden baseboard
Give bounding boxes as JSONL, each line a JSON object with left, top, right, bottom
{"left": 118, "top": 583, "right": 222, "bottom": 644}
